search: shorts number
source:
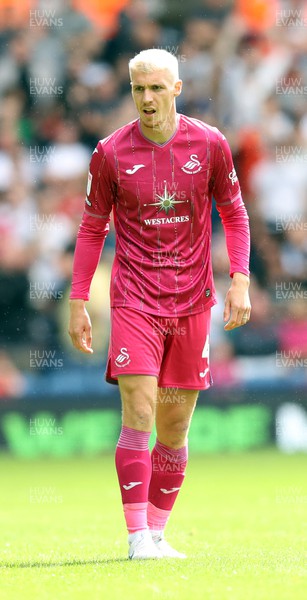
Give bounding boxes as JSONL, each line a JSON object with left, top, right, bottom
{"left": 201, "top": 335, "right": 209, "bottom": 362}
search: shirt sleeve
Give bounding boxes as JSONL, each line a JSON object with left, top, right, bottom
{"left": 211, "top": 130, "right": 250, "bottom": 278}
{"left": 70, "top": 142, "right": 115, "bottom": 300}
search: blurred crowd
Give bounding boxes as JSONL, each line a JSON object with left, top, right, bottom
{"left": 0, "top": 0, "right": 306, "bottom": 396}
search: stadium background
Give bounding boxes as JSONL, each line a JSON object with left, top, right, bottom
{"left": 0, "top": 0, "right": 306, "bottom": 456}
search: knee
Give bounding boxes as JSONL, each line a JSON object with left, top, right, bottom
{"left": 158, "top": 417, "right": 190, "bottom": 449}
{"left": 125, "top": 401, "right": 155, "bottom": 430}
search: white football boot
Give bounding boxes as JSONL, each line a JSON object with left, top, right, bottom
{"left": 128, "top": 530, "right": 162, "bottom": 560}
{"left": 151, "top": 532, "right": 187, "bottom": 559}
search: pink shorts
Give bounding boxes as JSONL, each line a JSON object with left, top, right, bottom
{"left": 106, "top": 307, "right": 212, "bottom": 390}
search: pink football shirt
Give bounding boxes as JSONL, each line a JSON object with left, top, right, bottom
{"left": 70, "top": 115, "right": 250, "bottom": 316}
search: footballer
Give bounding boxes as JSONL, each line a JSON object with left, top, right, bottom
{"left": 69, "top": 49, "right": 251, "bottom": 559}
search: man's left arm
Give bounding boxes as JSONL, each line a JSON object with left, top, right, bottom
{"left": 211, "top": 130, "right": 251, "bottom": 330}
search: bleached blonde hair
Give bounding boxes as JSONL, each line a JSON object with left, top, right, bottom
{"left": 129, "top": 49, "right": 179, "bottom": 83}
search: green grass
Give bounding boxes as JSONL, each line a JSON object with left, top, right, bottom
{"left": 0, "top": 451, "right": 306, "bottom": 599}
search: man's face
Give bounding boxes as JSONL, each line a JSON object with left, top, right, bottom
{"left": 130, "top": 68, "right": 182, "bottom": 139}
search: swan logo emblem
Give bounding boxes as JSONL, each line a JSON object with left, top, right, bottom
{"left": 181, "top": 154, "right": 202, "bottom": 174}
{"left": 115, "top": 347, "right": 131, "bottom": 368}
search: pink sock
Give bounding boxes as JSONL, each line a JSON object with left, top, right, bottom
{"left": 115, "top": 426, "right": 151, "bottom": 533}
{"left": 148, "top": 440, "right": 188, "bottom": 531}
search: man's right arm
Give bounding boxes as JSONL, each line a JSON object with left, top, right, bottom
{"left": 68, "top": 213, "right": 110, "bottom": 353}
{"left": 69, "top": 298, "right": 93, "bottom": 354}
{"left": 69, "top": 142, "right": 114, "bottom": 352}
{"left": 70, "top": 213, "right": 110, "bottom": 301}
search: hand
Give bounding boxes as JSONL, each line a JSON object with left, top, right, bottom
{"left": 223, "top": 273, "right": 251, "bottom": 331}
{"left": 68, "top": 299, "right": 93, "bottom": 353}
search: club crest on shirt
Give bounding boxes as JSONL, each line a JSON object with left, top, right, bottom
{"left": 181, "top": 154, "right": 202, "bottom": 174}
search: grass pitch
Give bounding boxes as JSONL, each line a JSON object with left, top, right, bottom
{"left": 0, "top": 451, "right": 306, "bottom": 600}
